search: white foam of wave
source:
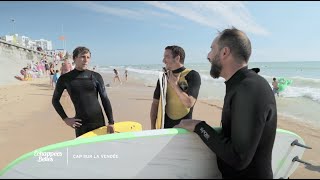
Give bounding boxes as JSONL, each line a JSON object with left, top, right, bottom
{"left": 199, "top": 74, "right": 226, "bottom": 86}
{"left": 98, "top": 67, "right": 114, "bottom": 74}
{"left": 124, "top": 67, "right": 226, "bottom": 84}
{"left": 99, "top": 66, "right": 131, "bottom": 74}
{"left": 261, "top": 75, "right": 320, "bottom": 86}
{"left": 281, "top": 86, "right": 320, "bottom": 103}
{"left": 108, "top": 65, "right": 126, "bottom": 69}
{"left": 126, "top": 67, "right": 160, "bottom": 75}
{"left": 290, "top": 76, "right": 320, "bottom": 83}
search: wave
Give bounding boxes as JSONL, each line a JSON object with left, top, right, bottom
{"left": 281, "top": 86, "right": 320, "bottom": 103}
{"left": 290, "top": 76, "right": 320, "bottom": 82}
{"left": 101, "top": 66, "right": 320, "bottom": 104}
{"left": 126, "top": 67, "right": 160, "bottom": 76}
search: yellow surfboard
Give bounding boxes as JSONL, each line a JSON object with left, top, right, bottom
{"left": 155, "top": 72, "right": 167, "bottom": 129}
{"left": 78, "top": 121, "right": 142, "bottom": 138}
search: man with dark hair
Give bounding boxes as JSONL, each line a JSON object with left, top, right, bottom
{"left": 150, "top": 45, "right": 201, "bottom": 129}
{"left": 52, "top": 46, "right": 115, "bottom": 137}
{"left": 175, "top": 28, "right": 277, "bottom": 178}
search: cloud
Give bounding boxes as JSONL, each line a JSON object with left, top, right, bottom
{"left": 69, "top": 1, "right": 266, "bottom": 35}
{"left": 144, "top": 1, "right": 269, "bottom": 36}
{"left": 69, "top": 1, "right": 173, "bottom": 21}
{"left": 69, "top": 1, "right": 143, "bottom": 20}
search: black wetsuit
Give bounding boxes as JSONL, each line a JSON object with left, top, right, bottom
{"left": 153, "top": 67, "right": 201, "bottom": 128}
{"left": 194, "top": 66, "right": 277, "bottom": 178}
{"left": 52, "top": 69, "right": 114, "bottom": 137}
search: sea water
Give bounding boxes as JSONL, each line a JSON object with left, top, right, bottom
{"left": 99, "top": 61, "right": 320, "bottom": 127}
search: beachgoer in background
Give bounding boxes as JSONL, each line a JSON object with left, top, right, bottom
{"left": 45, "top": 60, "right": 50, "bottom": 76}
{"left": 49, "top": 63, "right": 55, "bottom": 88}
{"left": 52, "top": 70, "right": 60, "bottom": 89}
{"left": 60, "top": 59, "right": 72, "bottom": 75}
{"left": 113, "top": 69, "right": 122, "bottom": 84}
{"left": 124, "top": 69, "right": 128, "bottom": 81}
{"left": 272, "top": 77, "right": 279, "bottom": 97}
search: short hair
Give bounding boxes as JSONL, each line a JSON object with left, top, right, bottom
{"left": 165, "top": 45, "right": 185, "bottom": 64}
{"left": 73, "top": 46, "right": 91, "bottom": 59}
{"left": 273, "top": 77, "right": 276, "bottom": 81}
{"left": 217, "top": 27, "right": 251, "bottom": 63}
{"left": 56, "top": 70, "right": 59, "bottom": 73}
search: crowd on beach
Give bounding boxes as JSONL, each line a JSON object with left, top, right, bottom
{"left": 14, "top": 53, "right": 75, "bottom": 89}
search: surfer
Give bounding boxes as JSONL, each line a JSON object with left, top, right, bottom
{"left": 175, "top": 28, "right": 277, "bottom": 178}
{"left": 150, "top": 45, "right": 201, "bottom": 129}
{"left": 52, "top": 46, "right": 115, "bottom": 137}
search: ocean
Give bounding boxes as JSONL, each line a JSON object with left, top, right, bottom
{"left": 98, "top": 61, "right": 320, "bottom": 127}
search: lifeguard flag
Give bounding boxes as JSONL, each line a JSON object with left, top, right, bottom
{"left": 59, "top": 36, "right": 65, "bottom": 41}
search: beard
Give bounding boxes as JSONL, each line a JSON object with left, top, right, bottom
{"left": 209, "top": 54, "right": 222, "bottom": 79}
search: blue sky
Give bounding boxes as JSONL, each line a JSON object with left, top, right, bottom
{"left": 1, "top": 1, "right": 320, "bottom": 66}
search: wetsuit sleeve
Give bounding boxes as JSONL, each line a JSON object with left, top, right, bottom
{"left": 52, "top": 76, "right": 68, "bottom": 120}
{"left": 194, "top": 85, "right": 268, "bottom": 171}
{"left": 185, "top": 70, "right": 201, "bottom": 99}
{"left": 153, "top": 79, "right": 160, "bottom": 100}
{"left": 95, "top": 73, "right": 114, "bottom": 124}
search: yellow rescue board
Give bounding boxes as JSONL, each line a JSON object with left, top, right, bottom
{"left": 79, "top": 121, "right": 142, "bottom": 138}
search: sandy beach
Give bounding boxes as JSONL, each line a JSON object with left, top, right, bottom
{"left": 0, "top": 74, "right": 319, "bottom": 178}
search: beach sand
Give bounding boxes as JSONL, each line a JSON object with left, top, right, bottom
{"left": 0, "top": 75, "right": 319, "bottom": 178}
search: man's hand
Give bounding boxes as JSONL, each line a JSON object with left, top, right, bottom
{"left": 174, "top": 119, "right": 202, "bottom": 132}
{"left": 107, "top": 124, "right": 115, "bottom": 134}
{"left": 64, "top": 118, "right": 82, "bottom": 129}
{"left": 167, "top": 71, "right": 180, "bottom": 88}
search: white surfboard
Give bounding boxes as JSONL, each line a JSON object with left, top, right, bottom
{"left": 0, "top": 128, "right": 309, "bottom": 179}
{"left": 155, "top": 71, "right": 167, "bottom": 129}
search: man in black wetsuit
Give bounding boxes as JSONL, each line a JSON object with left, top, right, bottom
{"left": 175, "top": 28, "right": 277, "bottom": 178}
{"left": 150, "top": 45, "right": 201, "bottom": 129}
{"left": 52, "top": 46, "right": 115, "bottom": 137}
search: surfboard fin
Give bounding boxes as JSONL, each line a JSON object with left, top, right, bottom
{"left": 291, "top": 139, "right": 312, "bottom": 149}
{"left": 292, "top": 156, "right": 312, "bottom": 166}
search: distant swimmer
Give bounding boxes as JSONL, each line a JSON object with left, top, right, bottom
{"left": 52, "top": 46, "right": 115, "bottom": 137}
